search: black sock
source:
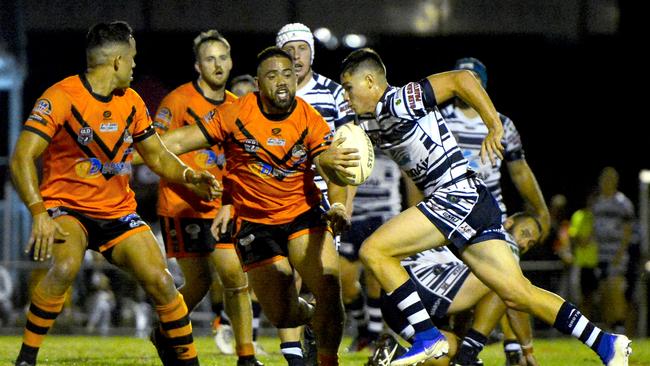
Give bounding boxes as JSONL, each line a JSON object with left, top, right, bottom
{"left": 454, "top": 328, "right": 487, "bottom": 363}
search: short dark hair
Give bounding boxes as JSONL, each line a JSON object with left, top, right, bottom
{"left": 86, "top": 21, "right": 133, "bottom": 53}
{"left": 256, "top": 46, "right": 292, "bottom": 68}
{"left": 510, "top": 212, "right": 543, "bottom": 237}
{"left": 341, "top": 48, "right": 386, "bottom": 76}
{"left": 193, "top": 29, "right": 230, "bottom": 59}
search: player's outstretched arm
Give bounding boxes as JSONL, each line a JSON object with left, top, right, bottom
{"left": 135, "top": 131, "right": 220, "bottom": 200}
{"left": 507, "top": 159, "right": 551, "bottom": 240}
{"left": 426, "top": 70, "right": 504, "bottom": 166}
{"left": 505, "top": 308, "right": 538, "bottom": 366}
{"left": 9, "top": 132, "right": 69, "bottom": 262}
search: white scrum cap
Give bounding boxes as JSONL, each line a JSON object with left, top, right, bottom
{"left": 276, "top": 23, "right": 314, "bottom": 64}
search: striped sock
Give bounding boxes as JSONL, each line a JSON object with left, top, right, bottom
{"left": 280, "top": 341, "right": 304, "bottom": 366}
{"left": 553, "top": 301, "right": 604, "bottom": 353}
{"left": 252, "top": 301, "right": 262, "bottom": 341}
{"left": 345, "top": 295, "right": 367, "bottom": 335}
{"left": 17, "top": 286, "right": 66, "bottom": 363}
{"left": 454, "top": 328, "right": 487, "bottom": 363}
{"left": 366, "top": 296, "right": 383, "bottom": 340}
{"left": 386, "top": 279, "right": 437, "bottom": 341}
{"left": 156, "top": 294, "right": 199, "bottom": 365}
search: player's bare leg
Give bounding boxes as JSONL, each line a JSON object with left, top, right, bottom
{"left": 210, "top": 247, "right": 255, "bottom": 358}
{"left": 16, "top": 217, "right": 87, "bottom": 366}
{"left": 462, "top": 240, "right": 632, "bottom": 366}
{"left": 288, "top": 231, "right": 344, "bottom": 366}
{"left": 112, "top": 230, "right": 199, "bottom": 364}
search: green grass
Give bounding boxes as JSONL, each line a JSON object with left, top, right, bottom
{"left": 1, "top": 335, "right": 648, "bottom": 365}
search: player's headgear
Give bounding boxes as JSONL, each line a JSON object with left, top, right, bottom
{"left": 276, "top": 23, "right": 314, "bottom": 64}
{"left": 454, "top": 57, "right": 488, "bottom": 88}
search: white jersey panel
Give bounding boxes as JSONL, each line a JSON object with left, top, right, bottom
{"left": 365, "top": 81, "right": 472, "bottom": 198}
{"left": 352, "top": 150, "right": 402, "bottom": 221}
{"left": 442, "top": 104, "right": 524, "bottom": 215}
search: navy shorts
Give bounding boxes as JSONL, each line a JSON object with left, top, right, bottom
{"left": 235, "top": 205, "right": 329, "bottom": 271}
{"left": 417, "top": 180, "right": 506, "bottom": 250}
{"left": 339, "top": 216, "right": 385, "bottom": 261}
{"left": 45, "top": 206, "right": 149, "bottom": 261}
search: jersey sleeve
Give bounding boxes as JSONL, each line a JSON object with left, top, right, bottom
{"left": 332, "top": 84, "right": 355, "bottom": 129}
{"left": 196, "top": 105, "right": 233, "bottom": 146}
{"left": 130, "top": 91, "right": 156, "bottom": 143}
{"left": 307, "top": 112, "right": 333, "bottom": 158}
{"left": 387, "top": 80, "right": 438, "bottom": 120}
{"left": 501, "top": 114, "right": 525, "bottom": 162}
{"left": 23, "top": 86, "right": 71, "bottom": 142}
{"left": 153, "top": 93, "right": 183, "bottom": 135}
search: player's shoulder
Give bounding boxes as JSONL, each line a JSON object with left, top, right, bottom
{"left": 161, "top": 82, "right": 196, "bottom": 104}
{"left": 313, "top": 72, "right": 343, "bottom": 93}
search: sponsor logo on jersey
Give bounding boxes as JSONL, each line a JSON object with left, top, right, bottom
{"left": 103, "top": 110, "right": 112, "bottom": 119}
{"left": 74, "top": 158, "right": 132, "bottom": 178}
{"left": 185, "top": 223, "right": 201, "bottom": 239}
{"left": 405, "top": 83, "right": 423, "bottom": 110}
{"left": 123, "top": 130, "right": 133, "bottom": 143}
{"left": 249, "top": 162, "right": 293, "bottom": 180}
{"left": 203, "top": 110, "right": 216, "bottom": 123}
{"left": 271, "top": 128, "right": 282, "bottom": 135}
{"left": 27, "top": 114, "right": 47, "bottom": 125}
{"left": 155, "top": 107, "right": 172, "bottom": 125}
{"left": 194, "top": 149, "right": 218, "bottom": 168}
{"left": 244, "top": 138, "right": 259, "bottom": 153}
{"left": 34, "top": 99, "right": 52, "bottom": 115}
{"left": 267, "top": 137, "right": 286, "bottom": 146}
{"left": 406, "top": 156, "right": 429, "bottom": 178}
{"left": 290, "top": 144, "right": 307, "bottom": 165}
{"left": 99, "top": 122, "right": 118, "bottom": 132}
{"left": 78, "top": 127, "right": 94, "bottom": 145}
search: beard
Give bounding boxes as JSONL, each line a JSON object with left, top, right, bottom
{"left": 269, "top": 89, "right": 295, "bottom": 111}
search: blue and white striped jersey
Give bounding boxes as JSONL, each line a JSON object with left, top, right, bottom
{"left": 351, "top": 149, "right": 402, "bottom": 222}
{"left": 298, "top": 72, "right": 355, "bottom": 194}
{"left": 362, "top": 80, "right": 471, "bottom": 198}
{"left": 441, "top": 103, "right": 525, "bottom": 215}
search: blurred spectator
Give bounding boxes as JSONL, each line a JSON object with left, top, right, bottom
{"left": 0, "top": 264, "right": 14, "bottom": 326}
{"left": 229, "top": 74, "right": 257, "bottom": 97}
{"left": 592, "top": 166, "right": 634, "bottom": 333}
{"left": 568, "top": 191, "right": 599, "bottom": 319}
{"left": 85, "top": 272, "right": 116, "bottom": 335}
{"left": 547, "top": 194, "right": 574, "bottom": 300}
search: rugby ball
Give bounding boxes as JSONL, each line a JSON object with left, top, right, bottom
{"left": 332, "top": 123, "right": 375, "bottom": 186}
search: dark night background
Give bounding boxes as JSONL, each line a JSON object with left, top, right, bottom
{"left": 1, "top": 0, "right": 646, "bottom": 214}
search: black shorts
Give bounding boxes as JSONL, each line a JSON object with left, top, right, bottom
{"left": 339, "top": 216, "right": 385, "bottom": 261}
{"left": 235, "top": 205, "right": 329, "bottom": 271}
{"left": 159, "top": 216, "right": 233, "bottom": 259}
{"left": 45, "top": 207, "right": 149, "bottom": 261}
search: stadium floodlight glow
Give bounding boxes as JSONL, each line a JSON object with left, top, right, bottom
{"left": 314, "top": 27, "right": 339, "bottom": 50}
{"left": 342, "top": 34, "right": 367, "bottom": 48}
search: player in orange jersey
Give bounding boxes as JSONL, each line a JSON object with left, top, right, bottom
{"left": 151, "top": 47, "right": 358, "bottom": 366}
{"left": 9, "top": 21, "right": 218, "bottom": 366}
{"left": 153, "top": 29, "right": 261, "bottom": 366}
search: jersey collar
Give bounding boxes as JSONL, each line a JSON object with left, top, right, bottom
{"left": 79, "top": 74, "right": 113, "bottom": 103}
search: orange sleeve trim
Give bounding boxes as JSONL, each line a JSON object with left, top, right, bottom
{"left": 287, "top": 226, "right": 329, "bottom": 241}
{"left": 214, "top": 243, "right": 235, "bottom": 249}
{"left": 242, "top": 255, "right": 285, "bottom": 272}
{"left": 99, "top": 225, "right": 150, "bottom": 253}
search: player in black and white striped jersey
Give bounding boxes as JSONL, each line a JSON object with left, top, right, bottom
{"left": 340, "top": 48, "right": 631, "bottom": 366}
{"left": 441, "top": 57, "right": 549, "bottom": 365}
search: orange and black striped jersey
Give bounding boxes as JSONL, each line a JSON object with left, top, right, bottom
{"left": 154, "top": 81, "right": 236, "bottom": 218}
{"left": 23, "top": 75, "right": 154, "bottom": 219}
{"left": 197, "top": 92, "right": 333, "bottom": 225}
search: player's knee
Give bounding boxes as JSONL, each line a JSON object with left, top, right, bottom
{"left": 218, "top": 269, "right": 247, "bottom": 289}
{"left": 142, "top": 269, "right": 177, "bottom": 298}
{"left": 499, "top": 282, "right": 533, "bottom": 311}
{"left": 358, "top": 241, "right": 381, "bottom": 268}
{"left": 50, "top": 259, "right": 81, "bottom": 284}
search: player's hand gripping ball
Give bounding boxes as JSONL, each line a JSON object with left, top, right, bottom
{"left": 333, "top": 123, "right": 374, "bottom": 185}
